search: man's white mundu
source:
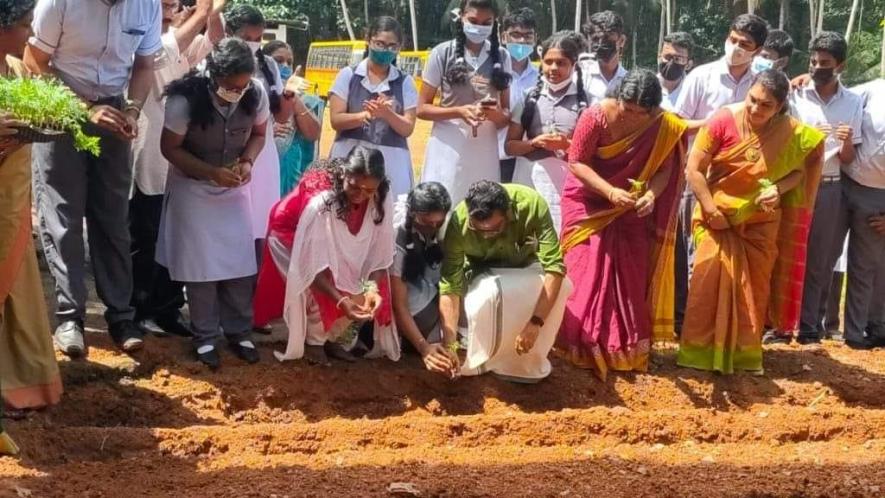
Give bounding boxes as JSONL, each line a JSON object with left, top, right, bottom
{"left": 276, "top": 191, "right": 400, "bottom": 361}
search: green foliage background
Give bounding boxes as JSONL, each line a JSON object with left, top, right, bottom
{"left": 230, "top": 0, "right": 883, "bottom": 84}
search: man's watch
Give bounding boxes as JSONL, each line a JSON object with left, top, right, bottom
{"left": 530, "top": 315, "right": 545, "bottom": 327}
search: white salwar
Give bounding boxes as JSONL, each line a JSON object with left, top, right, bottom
{"left": 420, "top": 119, "right": 500, "bottom": 206}
{"left": 461, "top": 264, "right": 573, "bottom": 383}
{"left": 276, "top": 191, "right": 400, "bottom": 362}
{"left": 512, "top": 156, "right": 568, "bottom": 235}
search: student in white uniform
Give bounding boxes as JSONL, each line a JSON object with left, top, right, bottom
{"left": 418, "top": 0, "right": 512, "bottom": 205}
{"left": 754, "top": 29, "right": 794, "bottom": 74}
{"left": 578, "top": 11, "right": 628, "bottom": 105}
{"left": 657, "top": 32, "right": 694, "bottom": 112}
{"left": 498, "top": 8, "right": 539, "bottom": 183}
{"left": 505, "top": 31, "right": 588, "bottom": 234}
{"left": 157, "top": 39, "right": 269, "bottom": 370}
{"left": 330, "top": 16, "right": 417, "bottom": 199}
{"left": 226, "top": 5, "right": 311, "bottom": 245}
{"left": 130, "top": 0, "right": 223, "bottom": 338}
{"left": 793, "top": 32, "right": 864, "bottom": 346}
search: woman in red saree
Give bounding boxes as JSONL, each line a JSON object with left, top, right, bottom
{"left": 558, "top": 70, "right": 688, "bottom": 380}
{"left": 678, "top": 70, "right": 825, "bottom": 374}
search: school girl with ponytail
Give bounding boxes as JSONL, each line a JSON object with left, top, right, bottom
{"left": 417, "top": 0, "right": 512, "bottom": 205}
{"left": 329, "top": 16, "right": 418, "bottom": 198}
{"left": 505, "top": 31, "right": 589, "bottom": 233}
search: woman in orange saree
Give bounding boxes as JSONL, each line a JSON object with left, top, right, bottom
{"left": 558, "top": 70, "right": 688, "bottom": 380}
{"left": 678, "top": 70, "right": 825, "bottom": 374}
{"left": 1, "top": 2, "right": 63, "bottom": 455}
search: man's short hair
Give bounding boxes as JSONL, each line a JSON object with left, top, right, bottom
{"left": 582, "top": 10, "right": 625, "bottom": 39}
{"left": 730, "top": 13, "right": 769, "bottom": 48}
{"left": 465, "top": 181, "right": 510, "bottom": 221}
{"left": 764, "top": 29, "right": 794, "bottom": 59}
{"left": 501, "top": 7, "right": 537, "bottom": 32}
{"left": 810, "top": 31, "right": 849, "bottom": 64}
{"left": 662, "top": 31, "right": 694, "bottom": 58}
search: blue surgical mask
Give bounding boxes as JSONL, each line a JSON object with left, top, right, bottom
{"left": 369, "top": 47, "right": 397, "bottom": 66}
{"left": 279, "top": 64, "right": 293, "bottom": 82}
{"left": 463, "top": 21, "right": 493, "bottom": 44}
{"left": 751, "top": 56, "right": 775, "bottom": 73}
{"left": 506, "top": 43, "right": 533, "bottom": 62}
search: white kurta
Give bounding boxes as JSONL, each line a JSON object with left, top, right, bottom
{"left": 277, "top": 191, "right": 400, "bottom": 362}
{"left": 512, "top": 156, "right": 568, "bottom": 235}
{"left": 249, "top": 119, "right": 282, "bottom": 238}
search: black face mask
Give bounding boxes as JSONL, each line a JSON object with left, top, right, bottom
{"left": 658, "top": 60, "right": 686, "bottom": 82}
{"left": 810, "top": 67, "right": 836, "bottom": 85}
{"left": 592, "top": 40, "right": 618, "bottom": 63}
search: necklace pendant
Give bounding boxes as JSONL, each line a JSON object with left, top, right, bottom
{"left": 745, "top": 147, "right": 761, "bottom": 162}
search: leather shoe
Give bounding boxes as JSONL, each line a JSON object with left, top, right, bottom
{"left": 109, "top": 320, "right": 145, "bottom": 353}
{"left": 230, "top": 343, "right": 260, "bottom": 364}
{"left": 197, "top": 347, "right": 220, "bottom": 370}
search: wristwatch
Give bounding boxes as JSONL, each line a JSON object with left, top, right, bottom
{"left": 530, "top": 315, "right": 545, "bottom": 327}
{"left": 123, "top": 99, "right": 143, "bottom": 117}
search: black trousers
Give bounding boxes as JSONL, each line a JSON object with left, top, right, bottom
{"left": 129, "top": 187, "right": 185, "bottom": 320}
{"left": 500, "top": 158, "right": 517, "bottom": 184}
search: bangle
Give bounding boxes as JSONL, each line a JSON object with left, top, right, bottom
{"left": 238, "top": 156, "right": 254, "bottom": 167}
{"left": 297, "top": 108, "right": 312, "bottom": 117}
{"left": 336, "top": 295, "right": 350, "bottom": 309}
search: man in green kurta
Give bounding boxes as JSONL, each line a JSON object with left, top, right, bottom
{"left": 438, "top": 181, "right": 572, "bottom": 383}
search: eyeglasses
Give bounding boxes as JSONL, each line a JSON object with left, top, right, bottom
{"left": 506, "top": 30, "right": 536, "bottom": 43}
{"left": 345, "top": 176, "right": 379, "bottom": 196}
{"left": 369, "top": 39, "right": 400, "bottom": 51}
{"left": 220, "top": 81, "right": 252, "bottom": 94}
{"left": 660, "top": 53, "right": 689, "bottom": 65}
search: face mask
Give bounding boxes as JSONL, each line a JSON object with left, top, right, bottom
{"left": 810, "top": 67, "right": 837, "bottom": 85}
{"left": 506, "top": 43, "right": 533, "bottom": 62}
{"left": 544, "top": 75, "right": 572, "bottom": 93}
{"left": 278, "top": 64, "right": 293, "bottom": 82}
{"left": 463, "top": 21, "right": 493, "bottom": 44}
{"left": 658, "top": 60, "right": 686, "bottom": 82}
{"left": 751, "top": 56, "right": 775, "bottom": 73}
{"left": 724, "top": 40, "right": 753, "bottom": 67}
{"left": 592, "top": 40, "right": 618, "bottom": 63}
{"left": 245, "top": 41, "right": 261, "bottom": 54}
{"left": 215, "top": 84, "right": 245, "bottom": 104}
{"left": 369, "top": 47, "right": 397, "bottom": 66}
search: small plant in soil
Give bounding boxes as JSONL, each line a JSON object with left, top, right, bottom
{"left": 0, "top": 77, "right": 101, "bottom": 155}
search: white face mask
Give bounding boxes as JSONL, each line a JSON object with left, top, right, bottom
{"left": 544, "top": 74, "right": 572, "bottom": 93}
{"left": 724, "top": 40, "right": 753, "bottom": 67}
{"left": 216, "top": 86, "right": 246, "bottom": 104}
{"left": 463, "top": 21, "right": 493, "bottom": 44}
{"left": 245, "top": 41, "right": 261, "bottom": 54}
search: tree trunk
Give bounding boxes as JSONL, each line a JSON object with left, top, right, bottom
{"left": 845, "top": 0, "right": 860, "bottom": 42}
{"left": 574, "top": 0, "right": 581, "bottom": 32}
{"left": 778, "top": 0, "right": 787, "bottom": 29}
{"left": 550, "top": 0, "right": 557, "bottom": 33}
{"left": 659, "top": 0, "right": 666, "bottom": 50}
{"left": 339, "top": 0, "right": 356, "bottom": 40}
{"left": 808, "top": 0, "right": 817, "bottom": 39}
{"left": 816, "top": 0, "right": 825, "bottom": 35}
{"left": 408, "top": 0, "right": 418, "bottom": 50}
{"left": 666, "top": 0, "right": 673, "bottom": 34}
{"left": 364, "top": 0, "right": 369, "bottom": 29}
{"left": 881, "top": 20, "right": 885, "bottom": 78}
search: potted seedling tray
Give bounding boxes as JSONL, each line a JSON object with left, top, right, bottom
{"left": 0, "top": 77, "right": 100, "bottom": 156}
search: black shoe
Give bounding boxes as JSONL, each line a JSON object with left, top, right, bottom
{"left": 796, "top": 335, "right": 822, "bottom": 346}
{"left": 109, "top": 320, "right": 145, "bottom": 353}
{"left": 155, "top": 314, "right": 193, "bottom": 337}
{"left": 252, "top": 324, "right": 273, "bottom": 336}
{"left": 845, "top": 337, "right": 876, "bottom": 350}
{"left": 230, "top": 343, "right": 260, "bottom": 364}
{"left": 196, "top": 347, "right": 221, "bottom": 370}
{"left": 762, "top": 330, "right": 793, "bottom": 345}
{"left": 324, "top": 341, "right": 357, "bottom": 363}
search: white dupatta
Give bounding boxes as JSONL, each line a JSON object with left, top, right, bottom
{"left": 275, "top": 191, "right": 400, "bottom": 361}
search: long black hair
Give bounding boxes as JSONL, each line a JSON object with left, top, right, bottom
{"left": 401, "top": 182, "right": 451, "bottom": 283}
{"left": 164, "top": 38, "right": 259, "bottom": 129}
{"left": 325, "top": 146, "right": 390, "bottom": 225}
{"left": 752, "top": 69, "right": 791, "bottom": 115}
{"left": 445, "top": 0, "right": 511, "bottom": 92}
{"left": 361, "top": 16, "right": 403, "bottom": 65}
{"left": 521, "top": 30, "right": 589, "bottom": 131}
{"left": 226, "top": 4, "right": 282, "bottom": 115}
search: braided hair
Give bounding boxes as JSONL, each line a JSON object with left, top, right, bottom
{"left": 164, "top": 38, "right": 260, "bottom": 130}
{"left": 444, "top": 0, "right": 511, "bottom": 92}
{"left": 324, "top": 146, "right": 390, "bottom": 225}
{"left": 226, "top": 4, "right": 281, "bottom": 115}
{"left": 401, "top": 182, "right": 451, "bottom": 283}
{"left": 521, "top": 31, "right": 589, "bottom": 131}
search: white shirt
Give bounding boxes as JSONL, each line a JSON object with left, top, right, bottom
{"left": 164, "top": 77, "right": 270, "bottom": 135}
{"left": 673, "top": 58, "right": 755, "bottom": 121}
{"left": 133, "top": 31, "right": 213, "bottom": 196}
{"left": 790, "top": 83, "right": 864, "bottom": 178}
{"left": 500, "top": 62, "right": 540, "bottom": 159}
{"left": 329, "top": 59, "right": 418, "bottom": 108}
{"left": 845, "top": 79, "right": 885, "bottom": 189}
{"left": 659, "top": 75, "right": 685, "bottom": 112}
{"left": 30, "top": 0, "right": 163, "bottom": 100}
{"left": 578, "top": 56, "right": 627, "bottom": 105}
